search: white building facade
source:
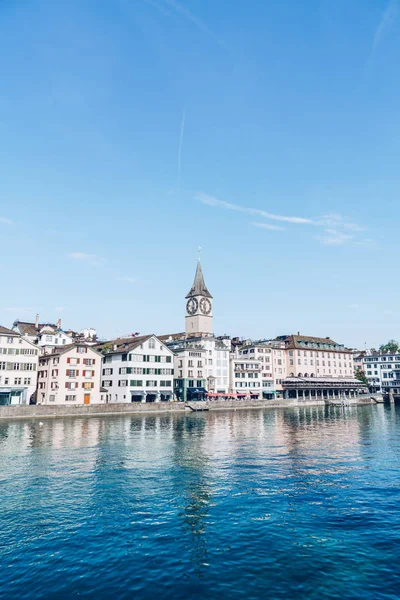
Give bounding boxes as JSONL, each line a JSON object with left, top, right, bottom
{"left": 97, "top": 335, "right": 175, "bottom": 403}
{"left": 361, "top": 352, "right": 400, "bottom": 393}
{"left": 236, "top": 341, "right": 287, "bottom": 399}
{"left": 37, "top": 344, "right": 103, "bottom": 405}
{"left": 0, "top": 326, "right": 39, "bottom": 405}
{"left": 229, "top": 355, "right": 262, "bottom": 398}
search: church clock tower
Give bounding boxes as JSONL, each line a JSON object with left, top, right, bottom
{"left": 185, "top": 259, "right": 213, "bottom": 335}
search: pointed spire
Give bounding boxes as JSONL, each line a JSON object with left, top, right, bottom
{"left": 186, "top": 260, "right": 212, "bottom": 299}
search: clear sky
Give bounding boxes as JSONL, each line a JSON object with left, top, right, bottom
{"left": 0, "top": 0, "right": 399, "bottom": 349}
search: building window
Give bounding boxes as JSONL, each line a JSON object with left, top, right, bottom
{"left": 7, "top": 337, "right": 13, "bottom": 344}
{"left": 119, "top": 380, "right": 128, "bottom": 387}
{"left": 49, "top": 395, "right": 56, "bottom": 402}
{"left": 65, "top": 395, "right": 76, "bottom": 401}
{"left": 14, "top": 378, "right": 22, "bottom": 385}
{"left": 149, "top": 339, "right": 155, "bottom": 349}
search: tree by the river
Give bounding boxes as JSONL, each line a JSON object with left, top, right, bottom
{"left": 379, "top": 340, "right": 399, "bottom": 354}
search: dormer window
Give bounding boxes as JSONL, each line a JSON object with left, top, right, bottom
{"left": 149, "top": 339, "right": 155, "bottom": 349}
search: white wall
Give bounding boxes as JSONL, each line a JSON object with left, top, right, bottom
{"left": 0, "top": 334, "right": 39, "bottom": 404}
{"left": 101, "top": 336, "right": 175, "bottom": 403}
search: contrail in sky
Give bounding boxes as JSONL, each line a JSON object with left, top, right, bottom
{"left": 178, "top": 109, "right": 186, "bottom": 187}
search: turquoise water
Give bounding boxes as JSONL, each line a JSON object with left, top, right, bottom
{"left": 1, "top": 405, "right": 400, "bottom": 599}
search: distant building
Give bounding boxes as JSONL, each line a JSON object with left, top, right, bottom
{"left": 13, "top": 316, "right": 98, "bottom": 351}
{"left": 230, "top": 355, "right": 262, "bottom": 399}
{"left": 37, "top": 344, "right": 103, "bottom": 405}
{"left": 359, "top": 351, "right": 400, "bottom": 393}
{"left": 276, "top": 334, "right": 354, "bottom": 378}
{"left": 277, "top": 334, "right": 361, "bottom": 399}
{"left": 0, "top": 325, "right": 39, "bottom": 405}
{"left": 13, "top": 316, "right": 73, "bottom": 350}
{"left": 234, "top": 340, "right": 287, "bottom": 399}
{"left": 95, "top": 335, "right": 174, "bottom": 403}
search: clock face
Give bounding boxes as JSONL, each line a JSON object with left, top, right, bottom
{"left": 186, "top": 298, "right": 198, "bottom": 315}
{"left": 200, "top": 297, "right": 212, "bottom": 315}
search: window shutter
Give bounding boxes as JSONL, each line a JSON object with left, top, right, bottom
{"left": 82, "top": 383, "right": 85, "bottom": 388}
{"left": 83, "top": 370, "right": 86, "bottom": 377}
{"left": 67, "top": 357, "right": 70, "bottom": 364}
{"left": 76, "top": 370, "right": 79, "bottom": 376}
{"left": 66, "top": 369, "right": 70, "bottom": 376}
{"left": 91, "top": 382, "right": 94, "bottom": 389}
{"left": 93, "top": 359, "right": 95, "bottom": 364}
{"left": 77, "top": 358, "right": 80, "bottom": 364}
{"left": 65, "top": 382, "right": 68, "bottom": 388}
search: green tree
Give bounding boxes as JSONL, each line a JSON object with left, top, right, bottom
{"left": 355, "top": 370, "right": 369, "bottom": 387}
{"left": 379, "top": 339, "right": 399, "bottom": 354}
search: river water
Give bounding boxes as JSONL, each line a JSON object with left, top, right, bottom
{"left": 1, "top": 405, "right": 400, "bottom": 599}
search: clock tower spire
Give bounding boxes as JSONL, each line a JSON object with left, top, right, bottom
{"left": 185, "top": 256, "right": 213, "bottom": 335}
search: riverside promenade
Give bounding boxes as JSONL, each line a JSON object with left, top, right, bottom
{"left": 0, "top": 396, "right": 376, "bottom": 420}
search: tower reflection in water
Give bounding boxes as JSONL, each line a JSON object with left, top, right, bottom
{"left": 172, "top": 414, "right": 212, "bottom": 577}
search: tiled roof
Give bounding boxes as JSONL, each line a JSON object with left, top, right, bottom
{"left": 95, "top": 334, "right": 153, "bottom": 355}
{"left": 276, "top": 334, "right": 350, "bottom": 352}
{"left": 0, "top": 325, "right": 18, "bottom": 336}
{"left": 14, "top": 321, "right": 57, "bottom": 336}
{"left": 158, "top": 332, "right": 186, "bottom": 342}
{"left": 40, "top": 343, "right": 101, "bottom": 359}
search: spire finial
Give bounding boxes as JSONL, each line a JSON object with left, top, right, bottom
{"left": 198, "top": 245, "right": 201, "bottom": 262}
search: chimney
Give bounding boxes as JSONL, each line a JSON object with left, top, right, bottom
{"left": 57, "top": 318, "right": 61, "bottom": 329}
{"left": 35, "top": 314, "right": 39, "bottom": 329}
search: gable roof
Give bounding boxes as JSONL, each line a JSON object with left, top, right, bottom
{"left": 95, "top": 334, "right": 175, "bottom": 356}
{"left": 40, "top": 343, "right": 102, "bottom": 359}
{"left": 14, "top": 321, "right": 57, "bottom": 337}
{"left": 95, "top": 334, "right": 153, "bottom": 355}
{"left": 0, "top": 325, "right": 18, "bottom": 336}
{"left": 186, "top": 261, "right": 212, "bottom": 299}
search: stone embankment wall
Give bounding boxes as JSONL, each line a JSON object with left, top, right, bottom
{"left": 0, "top": 396, "right": 366, "bottom": 420}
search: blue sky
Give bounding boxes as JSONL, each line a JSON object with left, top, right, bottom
{"left": 0, "top": 0, "right": 399, "bottom": 348}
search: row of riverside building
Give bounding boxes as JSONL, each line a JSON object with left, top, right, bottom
{"left": 0, "top": 259, "right": 377, "bottom": 407}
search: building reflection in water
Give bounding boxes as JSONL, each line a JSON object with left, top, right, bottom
{"left": 172, "top": 414, "right": 212, "bottom": 577}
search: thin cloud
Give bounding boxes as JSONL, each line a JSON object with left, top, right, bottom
{"left": 368, "top": 0, "right": 399, "bottom": 63}
{"left": 178, "top": 108, "right": 186, "bottom": 187}
{"left": 316, "top": 229, "right": 354, "bottom": 246}
{"left": 0, "top": 217, "right": 12, "bottom": 225}
{"left": 319, "top": 213, "right": 366, "bottom": 232}
{"left": 197, "top": 192, "right": 368, "bottom": 247}
{"left": 252, "top": 222, "right": 286, "bottom": 232}
{"left": 116, "top": 276, "right": 136, "bottom": 283}
{"left": 68, "top": 252, "right": 104, "bottom": 266}
{"left": 196, "top": 193, "right": 314, "bottom": 225}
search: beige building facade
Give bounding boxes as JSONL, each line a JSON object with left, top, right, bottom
{"left": 278, "top": 335, "right": 354, "bottom": 378}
